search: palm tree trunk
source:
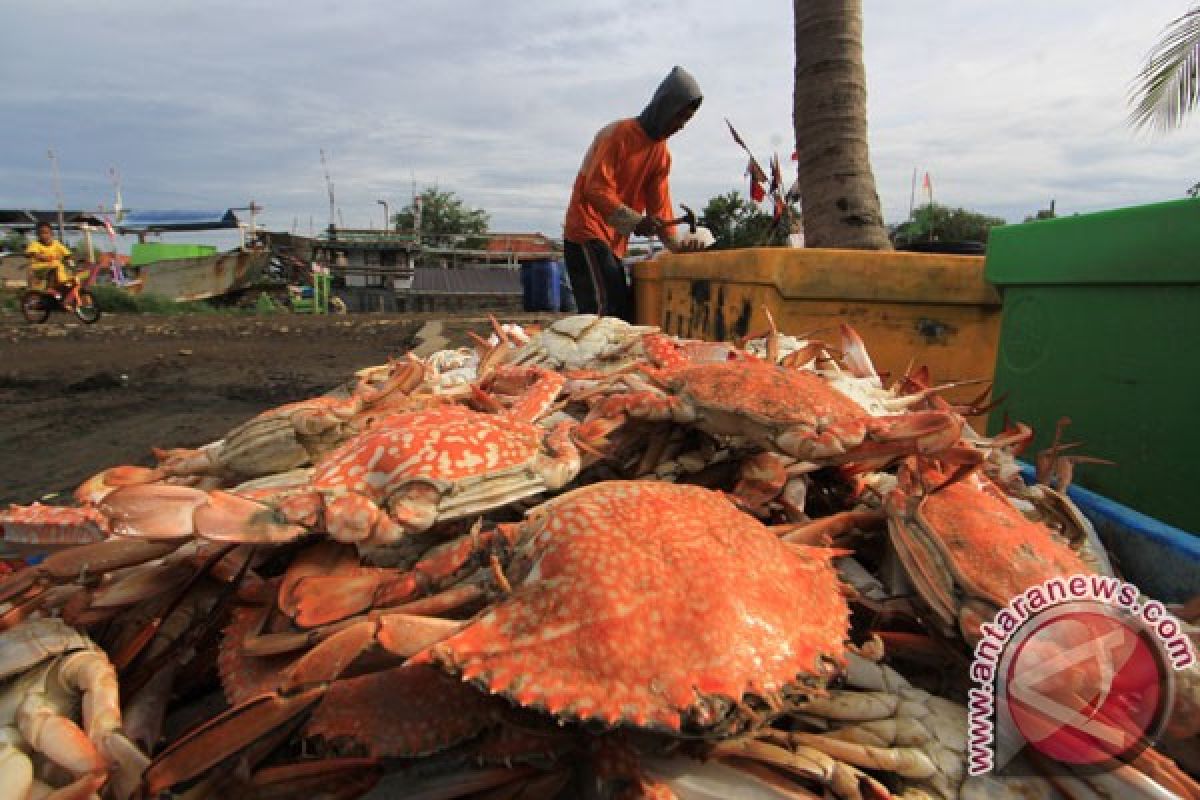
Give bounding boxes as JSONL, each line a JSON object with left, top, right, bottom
{"left": 793, "top": 0, "right": 891, "bottom": 249}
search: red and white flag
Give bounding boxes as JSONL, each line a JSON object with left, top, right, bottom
{"left": 922, "top": 172, "right": 933, "bottom": 201}
{"left": 746, "top": 158, "right": 767, "bottom": 203}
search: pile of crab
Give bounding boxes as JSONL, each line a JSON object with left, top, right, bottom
{"left": 1, "top": 314, "right": 1198, "bottom": 800}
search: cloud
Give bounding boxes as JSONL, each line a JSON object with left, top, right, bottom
{"left": 3, "top": 0, "right": 1198, "bottom": 235}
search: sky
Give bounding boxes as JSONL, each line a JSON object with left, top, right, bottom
{"left": 3, "top": 0, "right": 1198, "bottom": 239}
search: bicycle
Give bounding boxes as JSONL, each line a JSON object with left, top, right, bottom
{"left": 21, "top": 259, "right": 102, "bottom": 324}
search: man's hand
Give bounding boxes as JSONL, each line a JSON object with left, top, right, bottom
{"left": 633, "top": 215, "right": 662, "bottom": 238}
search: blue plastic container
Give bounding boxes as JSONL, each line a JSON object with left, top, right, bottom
{"left": 521, "top": 260, "right": 562, "bottom": 312}
{"left": 1018, "top": 464, "right": 1200, "bottom": 603}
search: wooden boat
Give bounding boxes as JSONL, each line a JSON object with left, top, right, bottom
{"left": 121, "top": 247, "right": 268, "bottom": 302}
{"left": 114, "top": 208, "right": 268, "bottom": 302}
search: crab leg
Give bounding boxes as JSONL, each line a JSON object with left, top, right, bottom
{"left": 144, "top": 612, "right": 466, "bottom": 794}
{"left": 243, "top": 758, "right": 382, "bottom": 800}
{"left": 0, "top": 503, "right": 110, "bottom": 547}
{"left": 712, "top": 738, "right": 892, "bottom": 800}
{"left": 288, "top": 524, "right": 518, "bottom": 628}
{"left": 0, "top": 540, "right": 182, "bottom": 631}
{"left": 778, "top": 510, "right": 886, "bottom": 546}
{"left": 142, "top": 687, "right": 326, "bottom": 797}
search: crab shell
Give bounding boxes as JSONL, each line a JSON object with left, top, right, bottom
{"left": 280, "top": 404, "right": 582, "bottom": 544}
{"left": 601, "top": 360, "right": 961, "bottom": 465}
{"left": 306, "top": 665, "right": 503, "bottom": 759}
{"left": 414, "top": 481, "right": 849, "bottom": 735}
{"left": 884, "top": 460, "right": 1092, "bottom": 644}
{"left": 154, "top": 358, "right": 427, "bottom": 484}
{"left": 511, "top": 315, "right": 659, "bottom": 373}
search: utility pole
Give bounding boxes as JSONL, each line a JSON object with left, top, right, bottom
{"left": 413, "top": 194, "right": 423, "bottom": 246}
{"left": 48, "top": 149, "right": 65, "bottom": 240}
{"left": 247, "top": 200, "right": 261, "bottom": 239}
{"left": 908, "top": 167, "right": 917, "bottom": 220}
{"left": 109, "top": 166, "right": 123, "bottom": 221}
{"left": 320, "top": 149, "right": 336, "bottom": 230}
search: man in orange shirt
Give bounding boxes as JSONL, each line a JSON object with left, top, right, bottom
{"left": 563, "top": 66, "right": 702, "bottom": 322}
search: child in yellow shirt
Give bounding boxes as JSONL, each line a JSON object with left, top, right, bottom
{"left": 25, "top": 221, "right": 73, "bottom": 291}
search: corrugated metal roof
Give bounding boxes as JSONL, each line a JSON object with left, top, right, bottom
{"left": 0, "top": 210, "right": 106, "bottom": 228}
{"left": 485, "top": 233, "right": 558, "bottom": 256}
{"left": 117, "top": 209, "right": 240, "bottom": 233}
{"left": 408, "top": 267, "right": 521, "bottom": 294}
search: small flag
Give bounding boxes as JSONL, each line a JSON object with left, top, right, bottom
{"left": 749, "top": 177, "right": 766, "bottom": 203}
{"left": 769, "top": 153, "right": 783, "bottom": 195}
{"left": 922, "top": 172, "right": 933, "bottom": 193}
{"left": 725, "top": 118, "right": 750, "bottom": 151}
{"left": 746, "top": 158, "right": 767, "bottom": 202}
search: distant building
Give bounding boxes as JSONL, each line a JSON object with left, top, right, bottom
{"left": 484, "top": 232, "right": 558, "bottom": 259}
{"left": 265, "top": 228, "right": 554, "bottom": 313}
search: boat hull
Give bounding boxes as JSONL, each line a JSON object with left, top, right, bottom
{"left": 124, "top": 249, "right": 268, "bottom": 302}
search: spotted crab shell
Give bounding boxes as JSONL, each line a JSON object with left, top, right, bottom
{"left": 419, "top": 481, "right": 849, "bottom": 734}
{"left": 885, "top": 462, "right": 1093, "bottom": 641}
{"left": 309, "top": 406, "right": 561, "bottom": 500}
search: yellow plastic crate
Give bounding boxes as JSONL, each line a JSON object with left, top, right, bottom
{"left": 633, "top": 247, "right": 1002, "bottom": 404}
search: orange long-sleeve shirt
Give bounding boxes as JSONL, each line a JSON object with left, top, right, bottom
{"left": 563, "top": 118, "right": 677, "bottom": 258}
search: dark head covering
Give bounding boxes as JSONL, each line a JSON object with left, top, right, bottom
{"left": 636, "top": 66, "right": 702, "bottom": 141}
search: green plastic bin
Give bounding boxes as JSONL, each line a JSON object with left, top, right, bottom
{"left": 130, "top": 242, "right": 217, "bottom": 266}
{"left": 986, "top": 198, "right": 1200, "bottom": 533}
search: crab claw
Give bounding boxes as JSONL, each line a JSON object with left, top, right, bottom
{"left": 868, "top": 410, "right": 963, "bottom": 454}
{"left": 99, "top": 485, "right": 306, "bottom": 543}
{"left": 75, "top": 465, "right": 166, "bottom": 506}
{"left": 839, "top": 323, "right": 879, "bottom": 381}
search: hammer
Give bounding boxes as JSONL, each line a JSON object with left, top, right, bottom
{"left": 664, "top": 204, "right": 697, "bottom": 234}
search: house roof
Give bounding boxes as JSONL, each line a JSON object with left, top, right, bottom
{"left": 485, "top": 232, "right": 559, "bottom": 257}
{"left": 116, "top": 209, "right": 241, "bottom": 233}
{"left": 0, "top": 210, "right": 106, "bottom": 229}
{"left": 409, "top": 267, "right": 521, "bottom": 294}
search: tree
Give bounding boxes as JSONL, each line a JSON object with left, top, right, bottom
{"left": 392, "top": 187, "right": 490, "bottom": 246}
{"left": 892, "top": 204, "right": 1006, "bottom": 245}
{"left": 1, "top": 230, "right": 27, "bottom": 254}
{"left": 1129, "top": 7, "right": 1200, "bottom": 132}
{"left": 700, "top": 190, "right": 797, "bottom": 248}
{"left": 792, "top": 0, "right": 891, "bottom": 250}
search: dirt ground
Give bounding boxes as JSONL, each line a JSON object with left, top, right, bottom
{"left": 0, "top": 309, "right": 555, "bottom": 506}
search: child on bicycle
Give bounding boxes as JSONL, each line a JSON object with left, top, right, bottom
{"left": 25, "top": 221, "right": 74, "bottom": 295}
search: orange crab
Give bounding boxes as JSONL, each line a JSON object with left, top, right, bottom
{"left": 138, "top": 481, "right": 851, "bottom": 793}
{"left": 151, "top": 356, "right": 430, "bottom": 485}
{"left": 95, "top": 366, "right": 612, "bottom": 547}
{"left": 586, "top": 359, "right": 963, "bottom": 469}
{"left": 884, "top": 457, "right": 1094, "bottom": 645}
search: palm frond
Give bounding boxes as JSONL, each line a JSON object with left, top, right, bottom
{"left": 1128, "top": 7, "right": 1200, "bottom": 132}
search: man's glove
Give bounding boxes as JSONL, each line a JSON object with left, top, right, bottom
{"left": 633, "top": 215, "right": 662, "bottom": 238}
